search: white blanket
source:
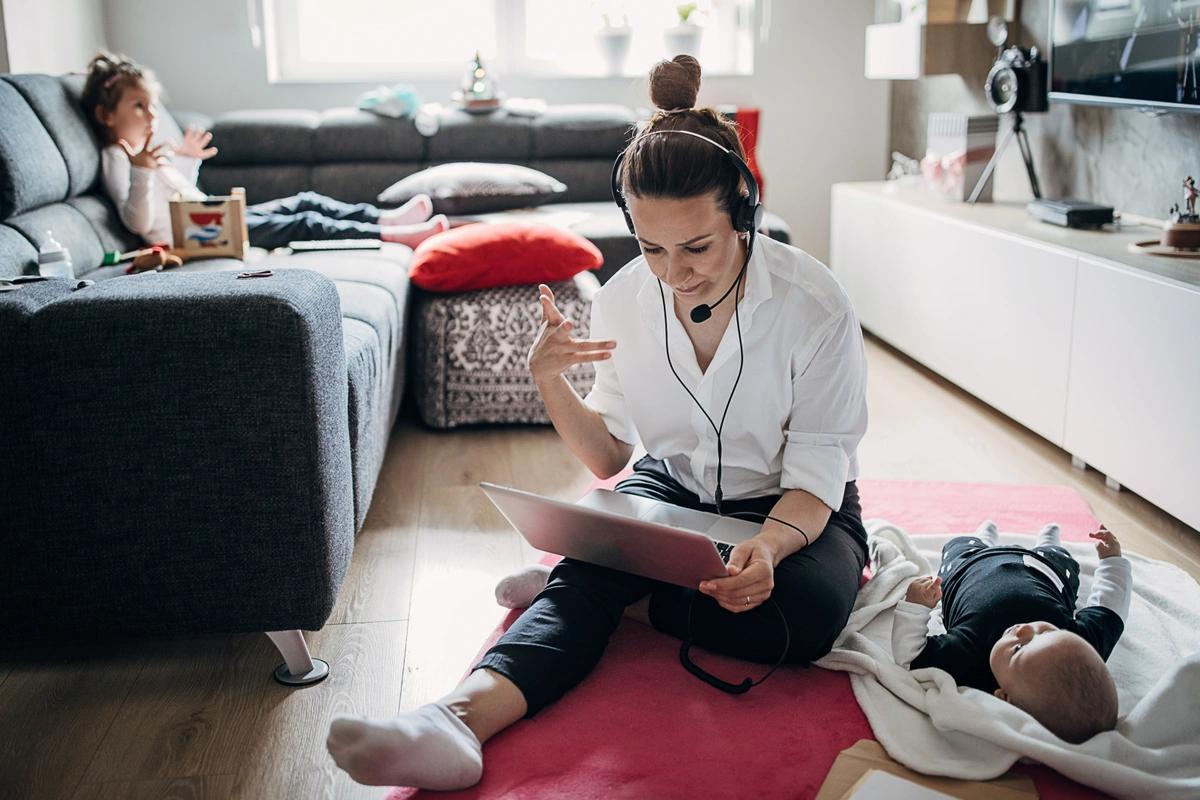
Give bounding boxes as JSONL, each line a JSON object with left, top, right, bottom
{"left": 814, "top": 521, "right": 1200, "bottom": 800}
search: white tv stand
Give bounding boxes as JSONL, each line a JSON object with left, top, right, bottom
{"left": 831, "top": 182, "right": 1200, "bottom": 532}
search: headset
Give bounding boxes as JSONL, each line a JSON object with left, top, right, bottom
{"left": 611, "top": 129, "right": 764, "bottom": 324}
{"left": 611, "top": 126, "right": 808, "bottom": 695}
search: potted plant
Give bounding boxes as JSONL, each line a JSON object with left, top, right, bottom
{"left": 664, "top": 3, "right": 703, "bottom": 57}
{"left": 596, "top": 13, "right": 633, "bottom": 76}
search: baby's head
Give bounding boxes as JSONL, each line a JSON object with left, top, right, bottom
{"left": 989, "top": 621, "right": 1118, "bottom": 744}
{"left": 81, "top": 51, "right": 162, "bottom": 147}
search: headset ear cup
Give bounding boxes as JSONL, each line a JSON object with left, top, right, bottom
{"left": 622, "top": 208, "right": 636, "bottom": 236}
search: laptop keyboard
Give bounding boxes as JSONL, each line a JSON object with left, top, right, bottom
{"left": 714, "top": 541, "right": 735, "bottom": 563}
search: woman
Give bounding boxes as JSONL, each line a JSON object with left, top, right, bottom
{"left": 326, "top": 55, "right": 869, "bottom": 791}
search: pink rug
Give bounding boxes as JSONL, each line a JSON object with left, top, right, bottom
{"left": 389, "top": 479, "right": 1108, "bottom": 800}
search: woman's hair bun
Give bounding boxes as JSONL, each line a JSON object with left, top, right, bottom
{"left": 648, "top": 55, "right": 702, "bottom": 111}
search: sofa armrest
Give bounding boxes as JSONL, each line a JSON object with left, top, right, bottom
{"left": 1, "top": 269, "right": 354, "bottom": 639}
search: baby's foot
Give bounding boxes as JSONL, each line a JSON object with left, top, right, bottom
{"left": 1036, "top": 522, "right": 1061, "bottom": 548}
{"left": 380, "top": 214, "right": 449, "bottom": 248}
{"left": 975, "top": 519, "right": 1000, "bottom": 547}
{"left": 495, "top": 564, "right": 552, "bottom": 609}
{"left": 326, "top": 703, "right": 482, "bottom": 789}
{"left": 379, "top": 193, "right": 433, "bottom": 226}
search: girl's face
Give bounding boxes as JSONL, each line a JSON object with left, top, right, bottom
{"left": 627, "top": 191, "right": 746, "bottom": 310}
{"left": 97, "top": 80, "right": 158, "bottom": 148}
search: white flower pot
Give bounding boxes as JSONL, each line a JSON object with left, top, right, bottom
{"left": 664, "top": 23, "right": 703, "bottom": 58}
{"left": 595, "top": 26, "right": 633, "bottom": 76}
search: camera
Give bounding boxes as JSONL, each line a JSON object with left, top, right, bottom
{"left": 986, "top": 46, "right": 1048, "bottom": 114}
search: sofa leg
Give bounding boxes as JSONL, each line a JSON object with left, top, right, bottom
{"left": 266, "top": 630, "right": 330, "bottom": 687}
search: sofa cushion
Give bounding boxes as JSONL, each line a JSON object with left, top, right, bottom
{"left": 66, "top": 194, "right": 143, "bottom": 256}
{"left": 312, "top": 162, "right": 424, "bottom": 206}
{"left": 5, "top": 203, "right": 106, "bottom": 278}
{"left": 378, "top": 161, "right": 566, "bottom": 214}
{"left": 199, "top": 164, "right": 313, "bottom": 205}
{"left": 4, "top": 75, "right": 101, "bottom": 198}
{"left": 531, "top": 105, "right": 635, "bottom": 159}
{"left": 0, "top": 80, "right": 69, "bottom": 218}
{"left": 207, "top": 109, "right": 320, "bottom": 165}
{"left": 426, "top": 108, "right": 533, "bottom": 161}
{"left": 0, "top": 225, "right": 39, "bottom": 278}
{"left": 315, "top": 108, "right": 426, "bottom": 162}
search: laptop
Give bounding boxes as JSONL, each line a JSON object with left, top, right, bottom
{"left": 479, "top": 482, "right": 762, "bottom": 588}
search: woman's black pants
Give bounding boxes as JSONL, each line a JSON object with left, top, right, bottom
{"left": 474, "top": 457, "right": 869, "bottom": 716}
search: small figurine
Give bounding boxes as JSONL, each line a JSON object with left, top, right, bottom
{"left": 1161, "top": 176, "right": 1200, "bottom": 251}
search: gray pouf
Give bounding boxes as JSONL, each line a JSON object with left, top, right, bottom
{"left": 411, "top": 272, "right": 600, "bottom": 428}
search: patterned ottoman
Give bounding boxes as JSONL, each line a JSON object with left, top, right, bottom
{"left": 411, "top": 272, "right": 601, "bottom": 428}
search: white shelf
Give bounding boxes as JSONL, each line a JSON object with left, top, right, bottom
{"left": 831, "top": 182, "right": 1200, "bottom": 532}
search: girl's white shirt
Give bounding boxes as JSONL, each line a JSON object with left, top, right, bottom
{"left": 584, "top": 234, "right": 869, "bottom": 511}
{"left": 99, "top": 111, "right": 206, "bottom": 246}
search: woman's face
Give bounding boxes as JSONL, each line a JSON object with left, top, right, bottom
{"left": 98, "top": 80, "right": 158, "bottom": 148}
{"left": 627, "top": 191, "right": 745, "bottom": 309}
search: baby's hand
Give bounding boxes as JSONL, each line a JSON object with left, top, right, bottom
{"left": 1090, "top": 526, "right": 1122, "bottom": 559}
{"left": 119, "top": 139, "right": 168, "bottom": 170}
{"left": 174, "top": 126, "right": 218, "bottom": 161}
{"left": 905, "top": 575, "right": 942, "bottom": 608}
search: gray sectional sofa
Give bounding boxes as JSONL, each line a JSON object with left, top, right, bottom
{"left": 0, "top": 72, "right": 789, "bottom": 681}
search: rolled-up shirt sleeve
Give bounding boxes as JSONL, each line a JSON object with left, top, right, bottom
{"left": 582, "top": 294, "right": 638, "bottom": 445}
{"left": 780, "top": 308, "right": 868, "bottom": 510}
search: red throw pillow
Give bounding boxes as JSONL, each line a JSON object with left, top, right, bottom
{"left": 408, "top": 222, "right": 602, "bottom": 292}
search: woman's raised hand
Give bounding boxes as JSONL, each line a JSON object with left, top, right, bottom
{"left": 118, "top": 138, "right": 168, "bottom": 170}
{"left": 527, "top": 283, "right": 616, "bottom": 386}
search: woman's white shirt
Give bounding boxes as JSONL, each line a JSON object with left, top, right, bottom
{"left": 583, "top": 234, "right": 868, "bottom": 511}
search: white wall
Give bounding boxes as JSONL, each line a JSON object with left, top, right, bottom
{"left": 2, "top": 0, "right": 107, "bottom": 75}
{"left": 104, "top": 0, "right": 888, "bottom": 261}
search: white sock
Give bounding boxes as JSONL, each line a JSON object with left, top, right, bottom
{"left": 495, "top": 564, "right": 552, "bottom": 609}
{"left": 976, "top": 519, "right": 1000, "bottom": 547}
{"left": 380, "top": 214, "right": 448, "bottom": 247}
{"left": 326, "top": 702, "right": 483, "bottom": 790}
{"left": 379, "top": 193, "right": 433, "bottom": 226}
{"left": 1036, "top": 522, "right": 1061, "bottom": 548}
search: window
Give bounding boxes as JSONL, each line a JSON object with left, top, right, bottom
{"left": 265, "top": 0, "right": 755, "bottom": 82}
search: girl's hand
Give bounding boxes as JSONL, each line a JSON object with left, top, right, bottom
{"left": 1090, "top": 526, "right": 1122, "bottom": 559}
{"left": 119, "top": 138, "right": 168, "bottom": 170}
{"left": 174, "top": 126, "right": 218, "bottom": 160}
{"left": 699, "top": 536, "right": 776, "bottom": 613}
{"left": 905, "top": 576, "right": 942, "bottom": 608}
{"left": 527, "top": 283, "right": 616, "bottom": 386}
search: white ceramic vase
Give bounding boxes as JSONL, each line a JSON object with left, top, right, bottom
{"left": 596, "top": 26, "right": 633, "bottom": 76}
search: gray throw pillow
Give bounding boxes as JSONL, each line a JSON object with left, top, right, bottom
{"left": 377, "top": 162, "right": 567, "bottom": 214}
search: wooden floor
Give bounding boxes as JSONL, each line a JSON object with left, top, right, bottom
{"left": 3, "top": 334, "right": 1197, "bottom": 800}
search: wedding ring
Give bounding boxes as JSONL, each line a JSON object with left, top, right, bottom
{"left": 745, "top": 595, "right": 751, "bottom": 606}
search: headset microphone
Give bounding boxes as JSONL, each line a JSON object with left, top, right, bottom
{"left": 688, "top": 236, "right": 753, "bottom": 324}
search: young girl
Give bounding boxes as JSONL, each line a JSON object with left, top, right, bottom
{"left": 82, "top": 52, "right": 448, "bottom": 252}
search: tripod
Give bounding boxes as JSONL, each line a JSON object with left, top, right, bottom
{"left": 968, "top": 110, "right": 1042, "bottom": 204}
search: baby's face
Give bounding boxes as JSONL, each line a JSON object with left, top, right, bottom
{"left": 988, "top": 620, "right": 1066, "bottom": 689}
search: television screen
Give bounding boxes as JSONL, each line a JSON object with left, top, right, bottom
{"left": 1050, "top": 0, "right": 1200, "bottom": 112}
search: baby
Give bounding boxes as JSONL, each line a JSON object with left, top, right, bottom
{"left": 891, "top": 521, "right": 1132, "bottom": 744}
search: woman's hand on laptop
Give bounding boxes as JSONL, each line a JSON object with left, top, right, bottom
{"left": 527, "top": 284, "right": 617, "bottom": 386}
{"left": 699, "top": 537, "right": 776, "bottom": 613}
